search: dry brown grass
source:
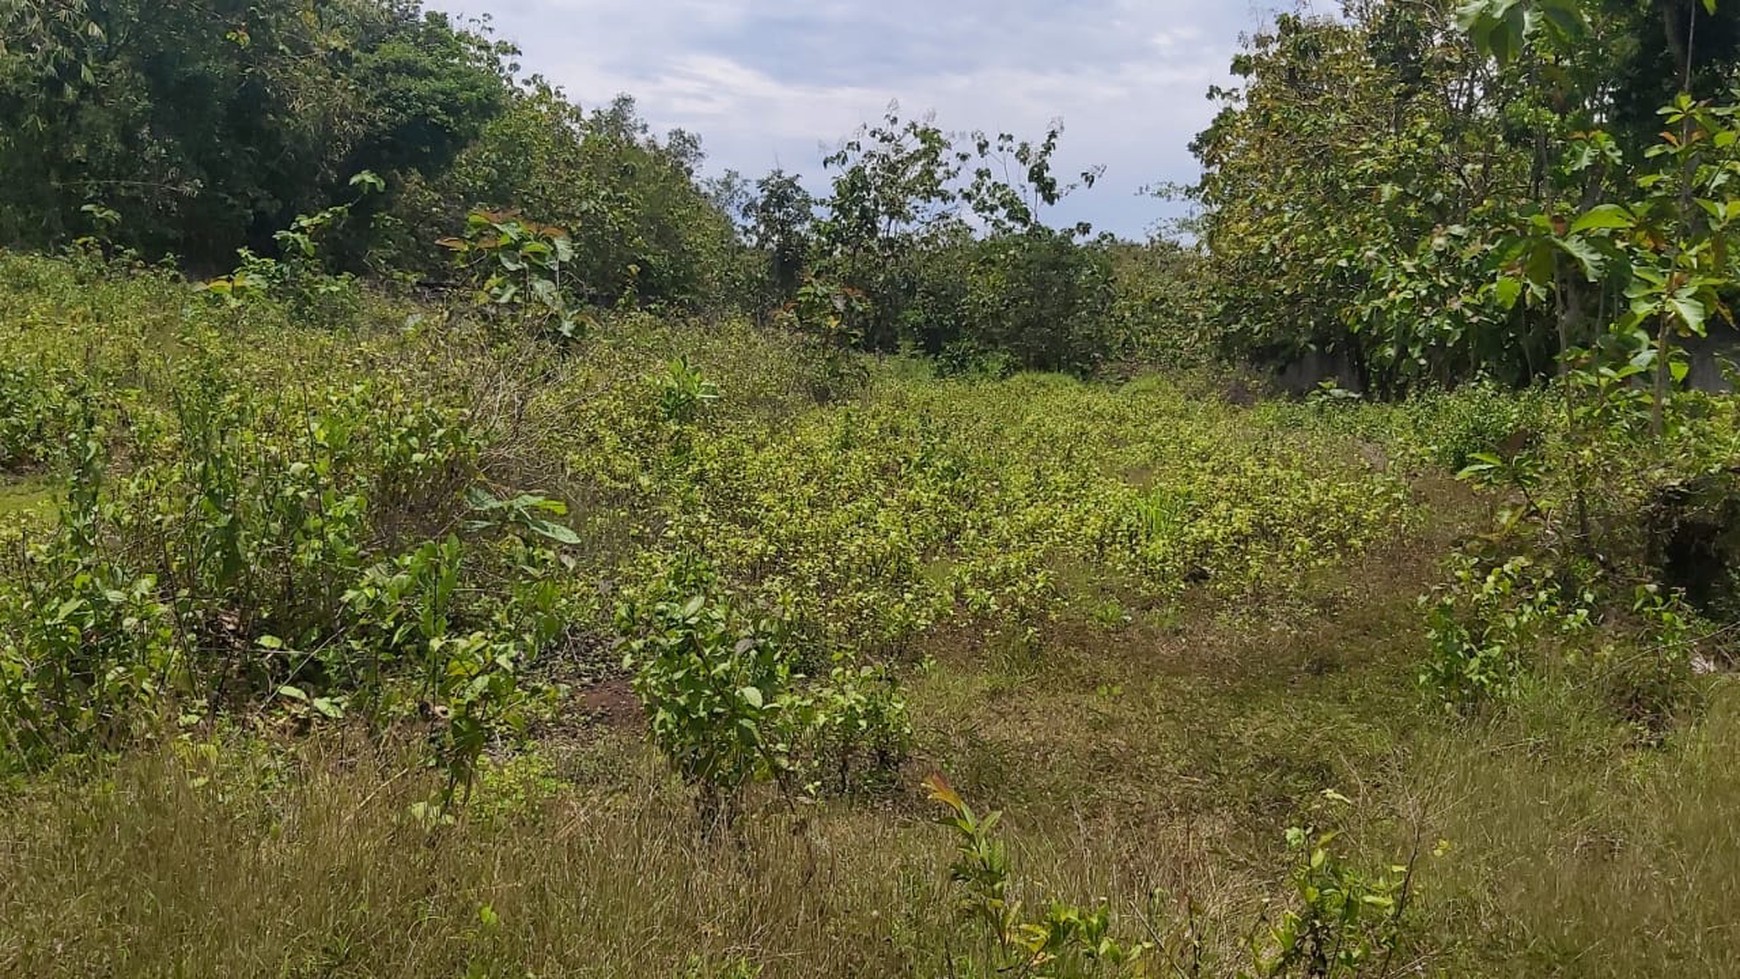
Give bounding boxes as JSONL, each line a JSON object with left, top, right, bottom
{"left": 0, "top": 731, "right": 1285, "bottom": 978}
{"left": 1400, "top": 684, "right": 1740, "bottom": 977}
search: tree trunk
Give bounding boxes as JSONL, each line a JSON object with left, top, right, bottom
{"left": 1663, "top": 0, "right": 1693, "bottom": 85}
{"left": 1653, "top": 312, "right": 1673, "bottom": 436}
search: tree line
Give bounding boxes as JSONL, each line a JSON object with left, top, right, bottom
{"left": 15, "top": 0, "right": 1733, "bottom": 398}
{"left": 1, "top": 0, "right": 1193, "bottom": 375}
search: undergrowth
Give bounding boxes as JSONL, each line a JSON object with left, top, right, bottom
{"left": 1, "top": 250, "right": 1739, "bottom": 978}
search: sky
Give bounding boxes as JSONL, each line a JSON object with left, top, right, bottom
{"left": 422, "top": 1, "right": 1288, "bottom": 239}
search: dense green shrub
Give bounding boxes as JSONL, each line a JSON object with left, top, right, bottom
{"left": 616, "top": 566, "right": 912, "bottom": 819}
{"left": 0, "top": 0, "right": 506, "bottom": 268}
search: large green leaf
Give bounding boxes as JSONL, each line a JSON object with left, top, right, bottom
{"left": 1552, "top": 235, "right": 1606, "bottom": 281}
{"left": 523, "top": 516, "right": 582, "bottom": 546}
{"left": 1668, "top": 294, "right": 1708, "bottom": 336}
{"left": 1569, "top": 204, "right": 1633, "bottom": 234}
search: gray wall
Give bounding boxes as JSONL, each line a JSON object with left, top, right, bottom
{"left": 1686, "top": 323, "right": 1738, "bottom": 393}
{"left": 1272, "top": 326, "right": 1738, "bottom": 396}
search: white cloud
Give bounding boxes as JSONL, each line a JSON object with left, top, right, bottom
{"left": 427, "top": 0, "right": 1261, "bottom": 236}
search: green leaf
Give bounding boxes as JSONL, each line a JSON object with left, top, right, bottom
{"left": 1453, "top": 1, "right": 1480, "bottom": 30}
{"left": 1493, "top": 276, "right": 1522, "bottom": 310}
{"left": 739, "top": 686, "right": 764, "bottom": 709}
{"left": 1552, "top": 235, "right": 1606, "bottom": 281}
{"left": 1540, "top": 5, "right": 1584, "bottom": 38}
{"left": 466, "top": 486, "right": 505, "bottom": 511}
{"left": 1668, "top": 294, "right": 1708, "bottom": 336}
{"left": 349, "top": 170, "right": 386, "bottom": 193}
{"left": 1569, "top": 204, "right": 1632, "bottom": 234}
{"left": 524, "top": 516, "right": 581, "bottom": 545}
{"left": 525, "top": 496, "right": 568, "bottom": 516}
{"left": 277, "top": 685, "right": 310, "bottom": 702}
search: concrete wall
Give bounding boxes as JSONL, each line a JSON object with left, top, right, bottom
{"left": 1686, "top": 323, "right": 1738, "bottom": 393}
{"left": 1272, "top": 326, "right": 1739, "bottom": 396}
{"left": 1274, "top": 347, "right": 1362, "bottom": 396}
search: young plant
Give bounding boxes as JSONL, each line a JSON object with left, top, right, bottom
{"left": 1419, "top": 553, "right": 1592, "bottom": 709}
{"left": 1246, "top": 810, "right": 1413, "bottom": 979}
{"left": 440, "top": 209, "right": 590, "bottom": 342}
{"left": 656, "top": 356, "right": 721, "bottom": 426}
{"left": 198, "top": 171, "right": 382, "bottom": 322}
{"left": 925, "top": 774, "right": 1151, "bottom": 978}
{"left": 617, "top": 580, "right": 798, "bottom": 827}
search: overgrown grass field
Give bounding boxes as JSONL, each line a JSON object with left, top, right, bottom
{"left": 2, "top": 252, "right": 1739, "bottom": 979}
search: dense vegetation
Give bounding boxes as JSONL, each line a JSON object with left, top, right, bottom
{"left": 3, "top": 1, "right": 1740, "bottom": 977}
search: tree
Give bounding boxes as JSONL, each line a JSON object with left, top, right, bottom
{"left": 744, "top": 169, "right": 815, "bottom": 309}
{"left": 0, "top": 0, "right": 507, "bottom": 268}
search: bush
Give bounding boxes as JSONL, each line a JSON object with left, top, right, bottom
{"left": 1396, "top": 381, "right": 1550, "bottom": 472}
{"left": 617, "top": 572, "right": 912, "bottom": 823}
{"left": 1420, "top": 553, "right": 1593, "bottom": 710}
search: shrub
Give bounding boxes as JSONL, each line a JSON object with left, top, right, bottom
{"left": 1419, "top": 554, "right": 1592, "bottom": 710}
{"left": 1249, "top": 817, "right": 1412, "bottom": 979}
{"left": 617, "top": 571, "right": 911, "bottom": 824}
{"left": 616, "top": 578, "right": 799, "bottom": 825}
{"left": 926, "top": 774, "right": 1152, "bottom": 978}
{"left": 0, "top": 423, "right": 178, "bottom": 767}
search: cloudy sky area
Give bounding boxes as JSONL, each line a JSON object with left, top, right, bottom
{"left": 424, "top": 1, "right": 1287, "bottom": 239}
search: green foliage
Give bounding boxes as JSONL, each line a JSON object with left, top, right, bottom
{"left": 926, "top": 774, "right": 1151, "bottom": 978}
{"left": 1101, "top": 238, "right": 1216, "bottom": 372}
{"left": 335, "top": 527, "right": 565, "bottom": 811}
{"left": 1183, "top": 0, "right": 1740, "bottom": 735}
{"left": 1600, "top": 584, "right": 1701, "bottom": 731}
{"left": 0, "top": 254, "right": 574, "bottom": 782}
{"left": 1190, "top": 0, "right": 1740, "bottom": 395}
{"left": 926, "top": 778, "right": 1422, "bottom": 979}
{"left": 8, "top": 6, "right": 1740, "bottom": 976}
{"left": 440, "top": 209, "right": 589, "bottom": 341}
{"left": 0, "top": 0, "right": 506, "bottom": 268}
{"left": 590, "top": 370, "right": 1406, "bottom": 660}
{"left": 925, "top": 775, "right": 1412, "bottom": 979}
{"left": 0, "top": 418, "right": 177, "bottom": 766}
{"left": 655, "top": 356, "right": 721, "bottom": 427}
{"left": 616, "top": 579, "right": 801, "bottom": 819}
{"left": 0, "top": 364, "right": 77, "bottom": 471}
{"left": 805, "top": 109, "right": 1116, "bottom": 372}
{"left": 1, "top": 1, "right": 1170, "bottom": 373}
{"left": 1455, "top": 0, "right": 1589, "bottom": 67}
{"left": 617, "top": 573, "right": 912, "bottom": 820}
{"left": 739, "top": 168, "right": 816, "bottom": 311}
{"left": 1392, "top": 381, "right": 1547, "bottom": 472}
{"left": 1248, "top": 813, "right": 1411, "bottom": 979}
{"left": 775, "top": 278, "right": 871, "bottom": 400}
{"left": 198, "top": 172, "right": 384, "bottom": 324}
{"left": 951, "top": 229, "right": 1118, "bottom": 376}
{"left": 1420, "top": 554, "right": 1592, "bottom": 710}
{"left": 401, "top": 88, "right": 740, "bottom": 310}
{"left": 1192, "top": 7, "right": 1506, "bottom": 387}
{"left": 465, "top": 487, "right": 581, "bottom": 547}
{"left": 799, "top": 661, "right": 912, "bottom": 796}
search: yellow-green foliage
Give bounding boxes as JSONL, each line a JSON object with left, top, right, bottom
{"left": 555, "top": 368, "right": 1409, "bottom": 655}
{"left": 0, "top": 248, "right": 1406, "bottom": 681}
{"left": 0, "top": 248, "right": 1413, "bottom": 781}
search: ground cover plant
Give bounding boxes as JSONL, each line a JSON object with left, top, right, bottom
{"left": 4, "top": 1, "right": 1740, "bottom": 977}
